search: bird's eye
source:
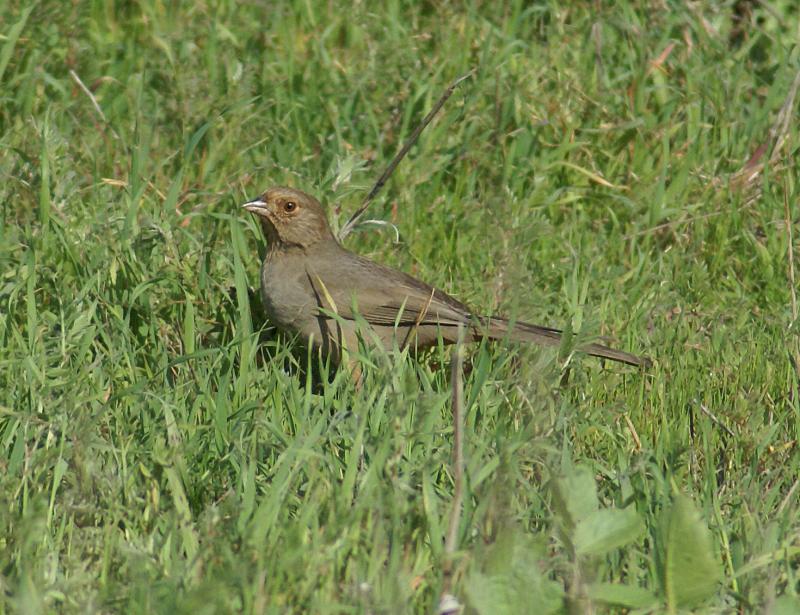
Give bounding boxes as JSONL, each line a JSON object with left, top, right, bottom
{"left": 284, "top": 201, "right": 297, "bottom": 213}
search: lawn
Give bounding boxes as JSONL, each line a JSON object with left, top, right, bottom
{"left": 1, "top": 1, "right": 799, "bottom": 613}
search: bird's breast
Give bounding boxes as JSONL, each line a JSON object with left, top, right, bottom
{"left": 260, "top": 255, "right": 316, "bottom": 331}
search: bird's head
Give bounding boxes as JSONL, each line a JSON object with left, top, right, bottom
{"left": 242, "top": 186, "right": 334, "bottom": 249}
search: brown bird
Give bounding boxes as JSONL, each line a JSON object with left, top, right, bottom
{"left": 243, "top": 186, "right": 648, "bottom": 367}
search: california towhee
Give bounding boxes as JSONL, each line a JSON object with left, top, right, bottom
{"left": 243, "top": 186, "right": 648, "bottom": 367}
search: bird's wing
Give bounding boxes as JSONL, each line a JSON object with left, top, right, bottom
{"left": 305, "top": 251, "right": 473, "bottom": 328}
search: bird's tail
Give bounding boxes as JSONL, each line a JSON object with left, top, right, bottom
{"left": 481, "top": 317, "right": 649, "bottom": 367}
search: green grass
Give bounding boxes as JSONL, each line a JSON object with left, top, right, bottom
{"left": 2, "top": 1, "right": 799, "bottom": 612}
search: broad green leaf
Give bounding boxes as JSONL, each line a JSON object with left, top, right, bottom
{"left": 659, "top": 494, "right": 722, "bottom": 612}
{"left": 464, "top": 529, "right": 563, "bottom": 615}
{"left": 550, "top": 466, "right": 599, "bottom": 529}
{"left": 574, "top": 506, "right": 645, "bottom": 556}
{"left": 586, "top": 582, "right": 659, "bottom": 609}
{"left": 771, "top": 595, "right": 800, "bottom": 615}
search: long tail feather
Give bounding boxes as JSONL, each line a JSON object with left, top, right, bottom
{"left": 481, "top": 317, "right": 649, "bottom": 367}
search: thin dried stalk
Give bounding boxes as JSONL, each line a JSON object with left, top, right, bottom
{"left": 339, "top": 70, "right": 475, "bottom": 240}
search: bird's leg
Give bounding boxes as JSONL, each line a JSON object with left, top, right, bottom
{"left": 347, "top": 358, "right": 363, "bottom": 391}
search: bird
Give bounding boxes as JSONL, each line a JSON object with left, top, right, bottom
{"left": 242, "top": 186, "right": 649, "bottom": 368}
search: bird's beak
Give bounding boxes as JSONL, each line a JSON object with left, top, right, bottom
{"left": 242, "top": 198, "right": 268, "bottom": 214}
